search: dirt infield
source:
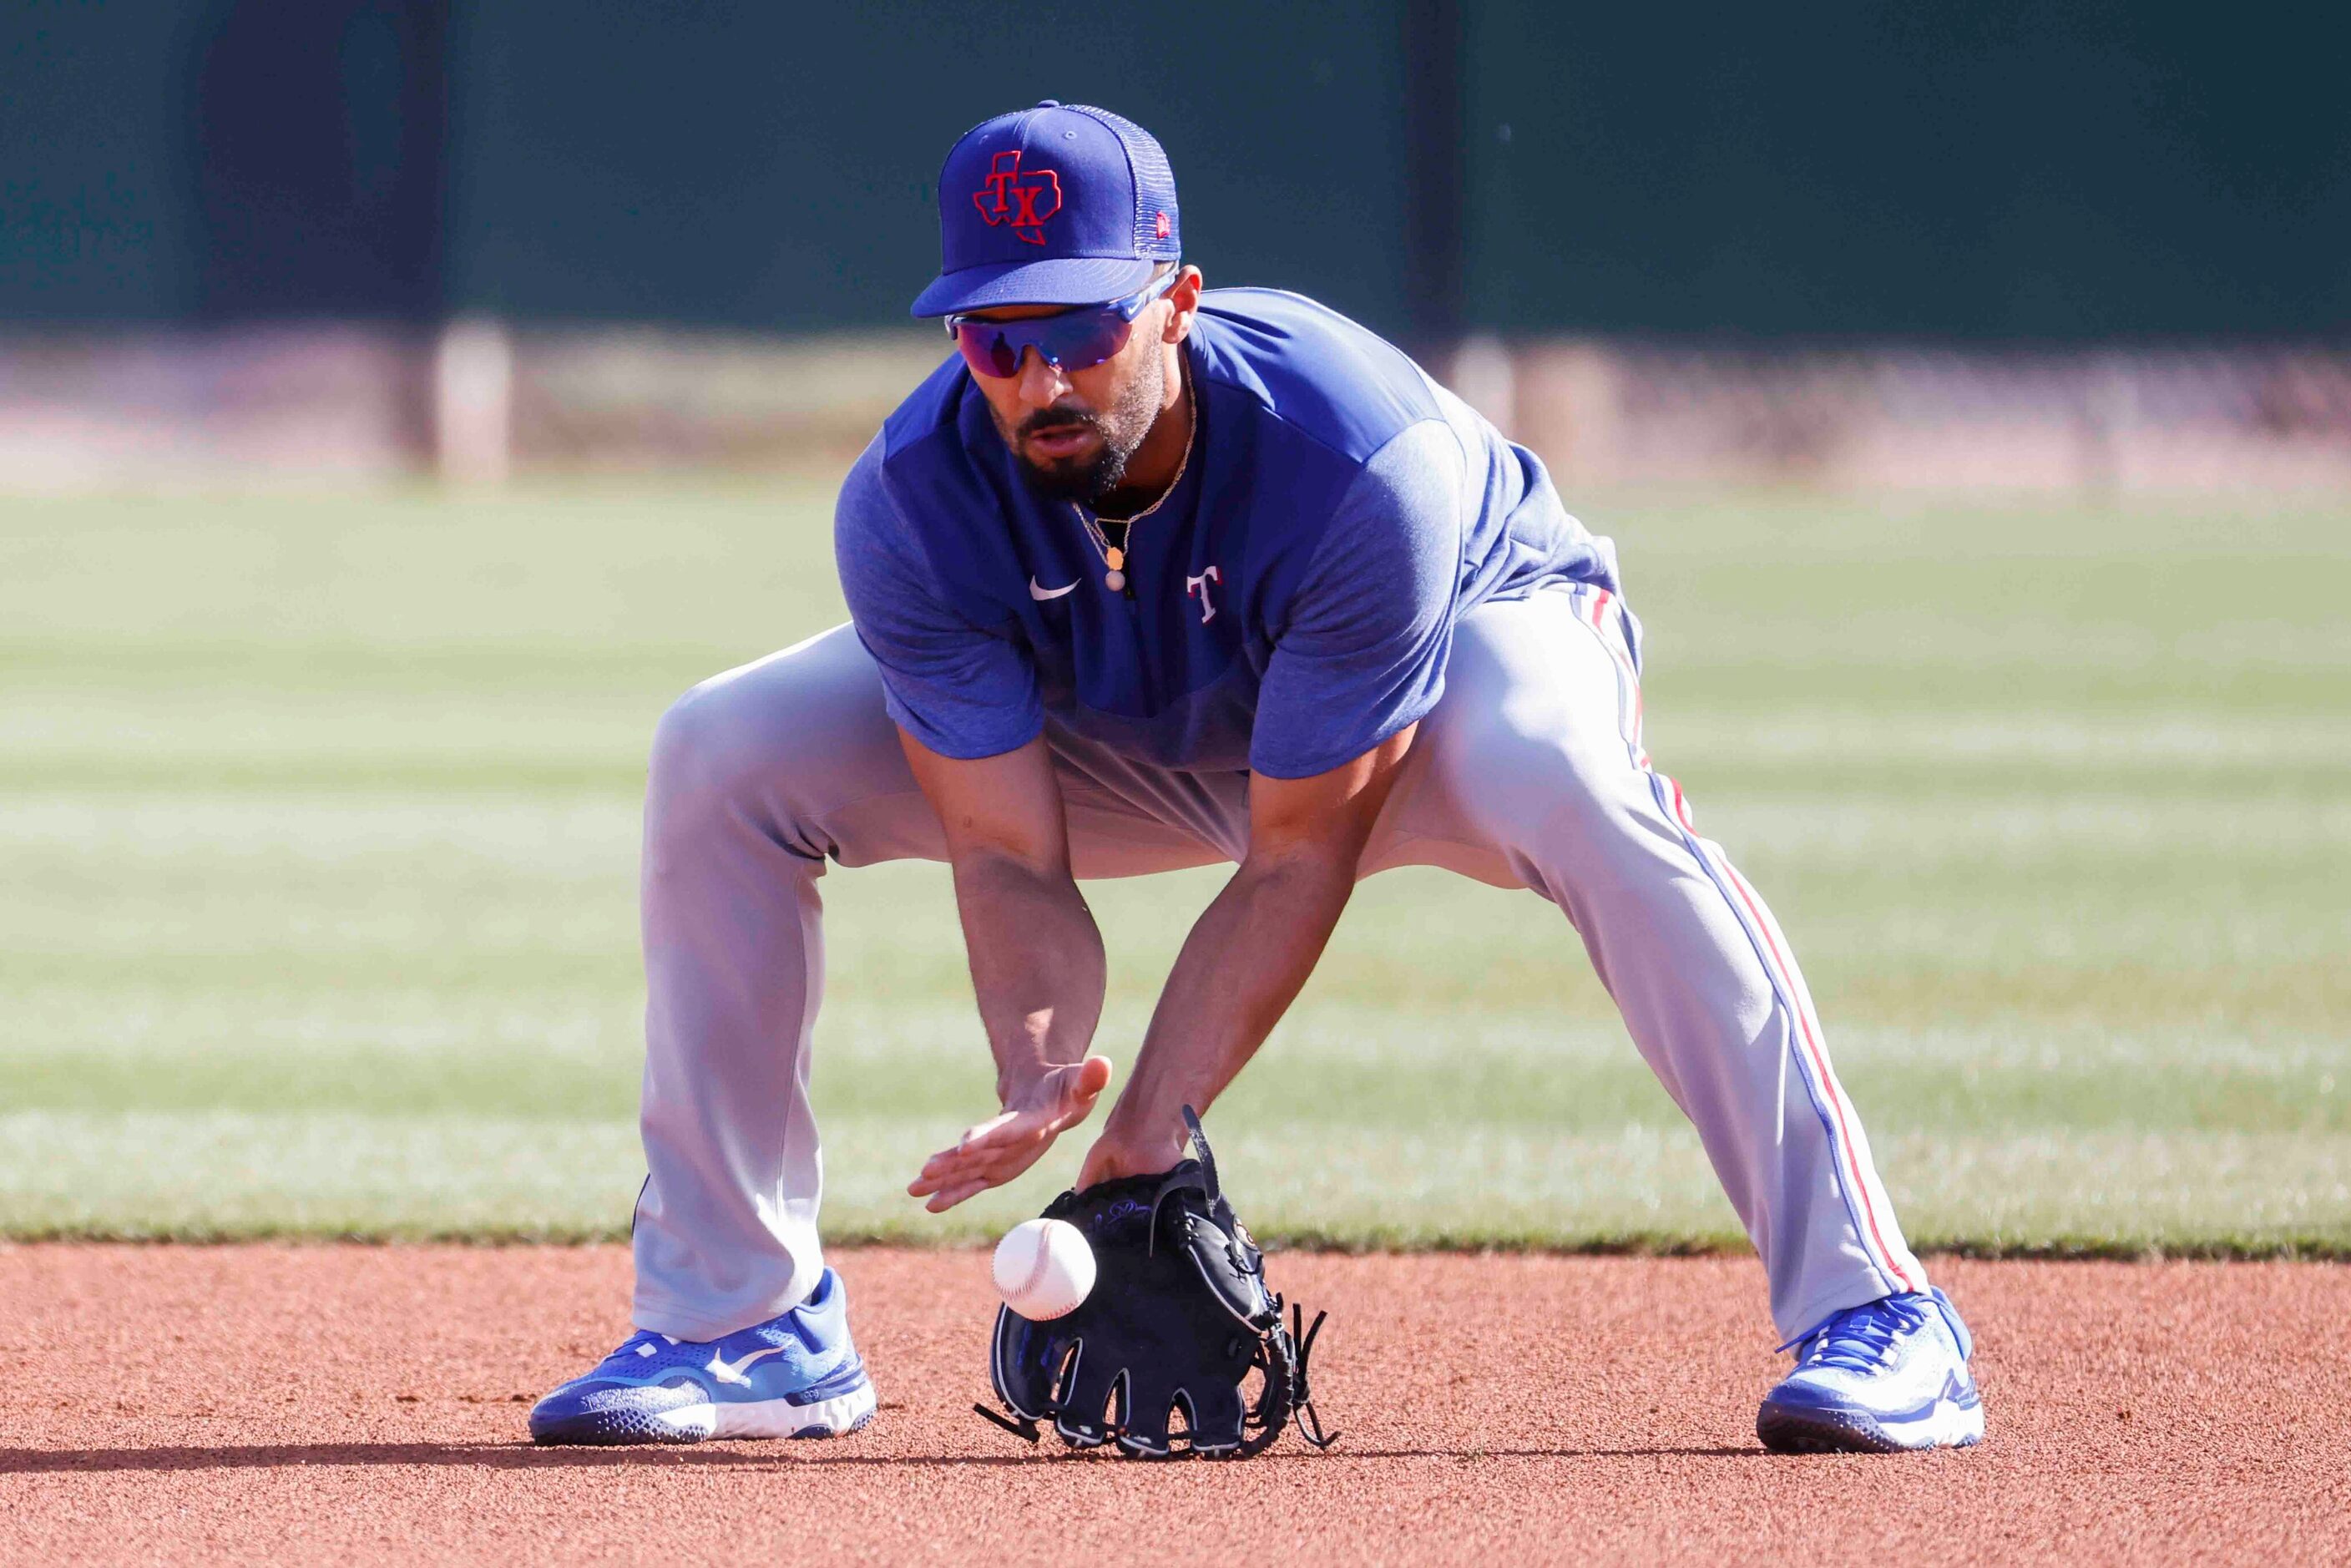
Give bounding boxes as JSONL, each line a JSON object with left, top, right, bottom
{"left": 5, "top": 1247, "right": 2346, "bottom": 1565}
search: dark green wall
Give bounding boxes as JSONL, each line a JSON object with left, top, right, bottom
{"left": 3, "top": 0, "right": 195, "bottom": 321}
{"left": 448, "top": 0, "right": 1408, "bottom": 331}
{"left": 5, "top": 0, "right": 2346, "bottom": 337}
{"left": 5, "top": 0, "right": 447, "bottom": 323}
{"left": 1463, "top": 1, "right": 2351, "bottom": 337}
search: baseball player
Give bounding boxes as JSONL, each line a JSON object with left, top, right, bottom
{"left": 531, "top": 102, "right": 1984, "bottom": 1454}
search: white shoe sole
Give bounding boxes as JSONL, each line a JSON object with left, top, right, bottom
{"left": 1757, "top": 1389, "right": 1984, "bottom": 1454}
{"left": 645, "top": 1380, "right": 879, "bottom": 1442}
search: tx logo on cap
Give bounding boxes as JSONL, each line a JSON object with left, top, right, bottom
{"left": 973, "top": 150, "right": 1062, "bottom": 245}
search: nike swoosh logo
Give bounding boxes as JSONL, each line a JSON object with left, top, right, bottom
{"left": 1029, "top": 577, "right": 1077, "bottom": 600}
{"left": 706, "top": 1345, "right": 791, "bottom": 1386}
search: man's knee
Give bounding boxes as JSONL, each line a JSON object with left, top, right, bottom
{"left": 647, "top": 670, "right": 790, "bottom": 830}
{"left": 646, "top": 630, "right": 902, "bottom": 844}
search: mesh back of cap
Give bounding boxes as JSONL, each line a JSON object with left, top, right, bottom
{"left": 1073, "top": 104, "right": 1181, "bottom": 260}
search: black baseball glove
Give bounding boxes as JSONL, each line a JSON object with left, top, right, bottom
{"left": 977, "top": 1106, "right": 1334, "bottom": 1459}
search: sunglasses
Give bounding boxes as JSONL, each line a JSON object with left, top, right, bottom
{"left": 945, "top": 268, "right": 1180, "bottom": 382}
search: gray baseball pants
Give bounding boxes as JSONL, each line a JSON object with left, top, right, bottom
{"left": 629, "top": 582, "right": 1927, "bottom": 1345}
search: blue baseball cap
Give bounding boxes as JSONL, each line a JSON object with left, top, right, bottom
{"left": 910, "top": 101, "right": 1181, "bottom": 318}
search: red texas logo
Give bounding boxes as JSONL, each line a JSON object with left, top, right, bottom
{"left": 973, "top": 150, "right": 1063, "bottom": 245}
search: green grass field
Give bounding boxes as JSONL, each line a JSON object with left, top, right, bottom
{"left": 3, "top": 479, "right": 2346, "bottom": 1253}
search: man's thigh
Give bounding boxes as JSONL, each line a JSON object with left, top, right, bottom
{"left": 668, "top": 622, "right": 1236, "bottom": 878}
{"left": 655, "top": 621, "right": 943, "bottom": 867}
{"left": 1361, "top": 585, "right": 1636, "bottom": 889}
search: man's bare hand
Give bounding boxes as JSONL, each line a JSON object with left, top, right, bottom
{"left": 1075, "top": 1123, "right": 1192, "bottom": 1191}
{"left": 907, "top": 1055, "right": 1115, "bottom": 1212}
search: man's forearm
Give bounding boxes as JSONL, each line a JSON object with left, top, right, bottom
{"left": 1100, "top": 847, "right": 1356, "bottom": 1161}
{"left": 950, "top": 851, "right": 1107, "bottom": 1099}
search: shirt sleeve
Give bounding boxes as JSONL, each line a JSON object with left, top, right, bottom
{"left": 1249, "top": 421, "right": 1464, "bottom": 779}
{"left": 832, "top": 437, "right": 1043, "bottom": 760}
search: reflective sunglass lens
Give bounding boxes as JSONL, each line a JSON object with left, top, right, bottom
{"left": 952, "top": 325, "right": 1014, "bottom": 380}
{"left": 1059, "top": 317, "right": 1130, "bottom": 371}
{"left": 984, "top": 331, "right": 1019, "bottom": 379}
{"left": 954, "top": 310, "right": 1135, "bottom": 380}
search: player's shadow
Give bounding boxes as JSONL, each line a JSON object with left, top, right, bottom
{"left": 0, "top": 1444, "right": 1029, "bottom": 1474}
{"left": 0, "top": 1440, "right": 1764, "bottom": 1474}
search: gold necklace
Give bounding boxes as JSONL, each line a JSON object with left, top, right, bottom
{"left": 1073, "top": 371, "right": 1195, "bottom": 594}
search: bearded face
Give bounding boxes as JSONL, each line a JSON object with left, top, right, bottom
{"left": 992, "top": 335, "right": 1169, "bottom": 508}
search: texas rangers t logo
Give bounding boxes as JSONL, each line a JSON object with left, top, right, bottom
{"left": 1186, "top": 564, "right": 1221, "bottom": 624}
{"left": 973, "top": 151, "right": 1063, "bottom": 245}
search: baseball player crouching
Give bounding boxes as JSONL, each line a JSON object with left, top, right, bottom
{"left": 530, "top": 102, "right": 1984, "bottom": 1456}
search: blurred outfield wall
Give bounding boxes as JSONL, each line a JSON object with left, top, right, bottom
{"left": 11, "top": 0, "right": 2347, "bottom": 336}
{"left": 3, "top": 1, "right": 2347, "bottom": 488}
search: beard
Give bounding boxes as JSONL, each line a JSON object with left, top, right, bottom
{"left": 1003, "top": 349, "right": 1168, "bottom": 508}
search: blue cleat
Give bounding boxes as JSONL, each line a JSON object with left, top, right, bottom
{"left": 529, "top": 1267, "right": 877, "bottom": 1444}
{"left": 1757, "top": 1287, "right": 1984, "bottom": 1454}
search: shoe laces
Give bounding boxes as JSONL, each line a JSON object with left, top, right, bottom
{"left": 1798, "top": 1293, "right": 1932, "bottom": 1373}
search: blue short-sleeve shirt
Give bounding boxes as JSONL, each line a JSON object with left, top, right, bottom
{"left": 835, "top": 287, "right": 1616, "bottom": 778}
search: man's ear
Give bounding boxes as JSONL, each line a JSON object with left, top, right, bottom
{"left": 1164, "top": 265, "right": 1204, "bottom": 343}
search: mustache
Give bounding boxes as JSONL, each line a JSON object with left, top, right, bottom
{"left": 1017, "top": 403, "right": 1105, "bottom": 442}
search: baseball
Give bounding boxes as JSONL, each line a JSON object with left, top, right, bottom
{"left": 992, "top": 1217, "right": 1096, "bottom": 1320}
